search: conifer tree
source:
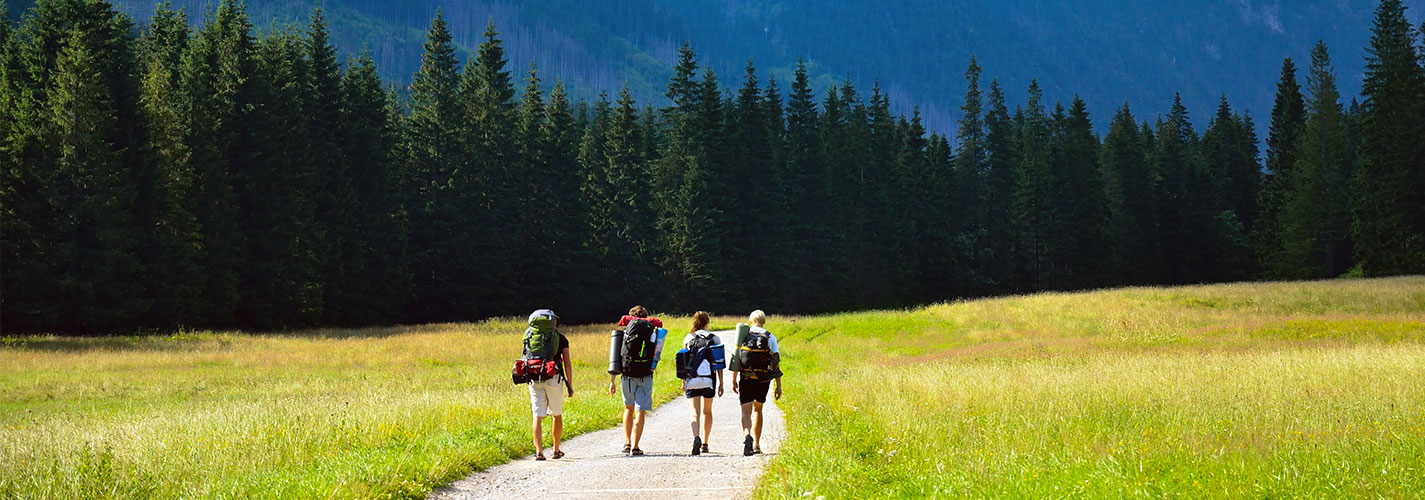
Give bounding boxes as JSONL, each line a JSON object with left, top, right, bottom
{"left": 596, "top": 87, "right": 658, "bottom": 309}
{"left": 1282, "top": 41, "right": 1355, "bottom": 278}
{"left": 403, "top": 11, "right": 466, "bottom": 321}
{"left": 306, "top": 8, "right": 356, "bottom": 325}
{"left": 339, "top": 51, "right": 409, "bottom": 325}
{"left": 1259, "top": 58, "right": 1308, "bottom": 276}
{"left": 728, "top": 60, "right": 779, "bottom": 305}
{"left": 781, "top": 60, "right": 825, "bottom": 310}
{"left": 46, "top": 29, "right": 146, "bottom": 331}
{"left": 1100, "top": 103, "right": 1158, "bottom": 284}
{"left": 1199, "top": 96, "right": 1260, "bottom": 280}
{"left": 540, "top": 79, "right": 591, "bottom": 314}
{"left": 1046, "top": 96, "right": 1110, "bottom": 290}
{"left": 952, "top": 57, "right": 992, "bottom": 292}
{"left": 459, "top": 19, "right": 520, "bottom": 314}
{"left": 137, "top": 2, "right": 202, "bottom": 328}
{"left": 982, "top": 80, "right": 1019, "bottom": 292}
{"left": 1201, "top": 96, "right": 1262, "bottom": 233}
{"left": 1012, "top": 81, "right": 1053, "bottom": 289}
{"left": 235, "top": 27, "right": 322, "bottom": 328}
{"left": 1352, "top": 0, "right": 1425, "bottom": 275}
{"left": 180, "top": 0, "right": 251, "bottom": 327}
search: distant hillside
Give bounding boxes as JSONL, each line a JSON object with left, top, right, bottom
{"left": 51, "top": 0, "right": 1425, "bottom": 132}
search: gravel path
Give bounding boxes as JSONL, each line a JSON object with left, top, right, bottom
{"left": 429, "top": 385, "right": 785, "bottom": 500}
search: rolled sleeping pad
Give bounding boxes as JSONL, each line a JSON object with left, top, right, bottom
{"left": 709, "top": 343, "right": 727, "bottom": 371}
{"left": 729, "top": 323, "right": 750, "bottom": 371}
{"left": 650, "top": 327, "right": 668, "bottom": 370}
{"left": 608, "top": 329, "right": 624, "bottom": 374}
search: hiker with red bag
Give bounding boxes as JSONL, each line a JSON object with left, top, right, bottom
{"left": 511, "top": 309, "right": 573, "bottom": 460}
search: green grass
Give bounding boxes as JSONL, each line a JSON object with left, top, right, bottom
{"left": 0, "top": 321, "right": 683, "bottom": 499}
{"left": 2, "top": 277, "right": 1422, "bottom": 499}
{"left": 758, "top": 277, "right": 1425, "bottom": 498}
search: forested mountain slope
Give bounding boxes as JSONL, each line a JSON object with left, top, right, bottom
{"left": 65, "top": 0, "right": 1424, "bottom": 133}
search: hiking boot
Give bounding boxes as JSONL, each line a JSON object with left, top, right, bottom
{"left": 701, "top": 443, "right": 710, "bottom": 454}
{"left": 743, "top": 435, "right": 754, "bottom": 456}
{"left": 692, "top": 436, "right": 702, "bottom": 456}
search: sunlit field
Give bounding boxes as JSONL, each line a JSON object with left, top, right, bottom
{"left": 2, "top": 277, "right": 1422, "bottom": 499}
{"left": 759, "top": 277, "right": 1425, "bottom": 498}
{"left": 0, "top": 321, "right": 682, "bottom": 499}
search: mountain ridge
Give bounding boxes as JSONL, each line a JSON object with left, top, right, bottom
{"left": 20, "top": 0, "right": 1425, "bottom": 134}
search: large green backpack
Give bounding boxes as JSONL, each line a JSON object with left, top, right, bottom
{"left": 524, "top": 309, "right": 560, "bottom": 362}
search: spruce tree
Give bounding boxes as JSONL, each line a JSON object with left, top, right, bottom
{"left": 459, "top": 19, "right": 520, "bottom": 314}
{"left": 1199, "top": 96, "right": 1258, "bottom": 281}
{"left": 1046, "top": 97, "right": 1110, "bottom": 290}
{"left": 952, "top": 57, "right": 992, "bottom": 292}
{"left": 541, "top": 79, "right": 591, "bottom": 316}
{"left": 339, "top": 51, "right": 409, "bottom": 325}
{"left": 1012, "top": 81, "right": 1053, "bottom": 289}
{"left": 137, "top": 2, "right": 202, "bottom": 328}
{"left": 403, "top": 11, "right": 466, "bottom": 322}
{"left": 982, "top": 80, "right": 1019, "bottom": 292}
{"left": 46, "top": 29, "right": 146, "bottom": 331}
{"left": 1352, "top": 0, "right": 1425, "bottom": 275}
{"left": 180, "top": 0, "right": 251, "bottom": 327}
{"left": 781, "top": 60, "right": 824, "bottom": 310}
{"left": 729, "top": 60, "right": 779, "bottom": 306}
{"left": 1100, "top": 103, "right": 1158, "bottom": 284}
{"left": 306, "top": 8, "right": 355, "bottom": 325}
{"left": 1258, "top": 58, "right": 1308, "bottom": 276}
{"left": 597, "top": 87, "right": 657, "bottom": 310}
{"left": 1282, "top": 41, "right": 1355, "bottom": 278}
{"left": 236, "top": 27, "right": 321, "bottom": 329}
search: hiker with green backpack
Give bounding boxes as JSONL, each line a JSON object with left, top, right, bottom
{"left": 512, "top": 309, "right": 573, "bottom": 461}
{"left": 606, "top": 305, "right": 666, "bottom": 456}
{"left": 731, "top": 309, "right": 781, "bottom": 456}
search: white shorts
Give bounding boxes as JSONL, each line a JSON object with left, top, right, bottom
{"left": 529, "top": 377, "right": 565, "bottom": 417}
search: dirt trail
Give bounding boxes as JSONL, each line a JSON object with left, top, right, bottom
{"left": 429, "top": 384, "right": 785, "bottom": 500}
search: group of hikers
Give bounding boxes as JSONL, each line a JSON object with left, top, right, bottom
{"left": 511, "top": 305, "right": 783, "bottom": 461}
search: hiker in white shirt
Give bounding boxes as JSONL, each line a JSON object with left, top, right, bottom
{"left": 681, "top": 311, "right": 724, "bottom": 455}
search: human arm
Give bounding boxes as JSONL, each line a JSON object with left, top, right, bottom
{"left": 609, "top": 374, "right": 618, "bottom": 395}
{"left": 731, "top": 371, "right": 739, "bottom": 394}
{"left": 561, "top": 347, "right": 573, "bottom": 397}
{"left": 717, "top": 369, "right": 725, "bottom": 397}
{"left": 774, "top": 376, "right": 782, "bottom": 400}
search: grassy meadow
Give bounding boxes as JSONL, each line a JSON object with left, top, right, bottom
{"left": 1, "top": 277, "right": 1422, "bottom": 499}
{"left": 759, "top": 277, "right": 1425, "bottom": 498}
{"left": 0, "top": 321, "right": 684, "bottom": 499}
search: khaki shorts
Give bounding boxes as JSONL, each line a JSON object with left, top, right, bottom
{"left": 621, "top": 374, "right": 654, "bottom": 411}
{"left": 529, "top": 377, "right": 565, "bottom": 417}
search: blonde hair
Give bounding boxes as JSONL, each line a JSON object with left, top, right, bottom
{"left": 691, "top": 311, "right": 710, "bottom": 332}
{"left": 629, "top": 305, "right": 649, "bottom": 318}
{"left": 748, "top": 310, "right": 767, "bottom": 326}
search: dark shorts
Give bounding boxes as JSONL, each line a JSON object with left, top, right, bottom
{"left": 739, "top": 379, "right": 771, "bottom": 404}
{"left": 685, "top": 387, "right": 715, "bottom": 399}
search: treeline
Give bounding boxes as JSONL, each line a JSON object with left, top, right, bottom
{"left": 2, "top": 0, "right": 1422, "bottom": 334}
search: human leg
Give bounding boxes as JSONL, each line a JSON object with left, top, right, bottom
{"left": 551, "top": 415, "right": 563, "bottom": 456}
{"left": 689, "top": 396, "right": 701, "bottom": 436}
{"left": 700, "top": 396, "right": 714, "bottom": 443}
{"left": 622, "top": 405, "right": 634, "bottom": 447}
{"left": 753, "top": 400, "right": 765, "bottom": 449}
{"left": 633, "top": 410, "right": 647, "bottom": 447}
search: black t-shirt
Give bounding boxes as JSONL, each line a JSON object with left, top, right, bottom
{"left": 558, "top": 333, "right": 569, "bottom": 352}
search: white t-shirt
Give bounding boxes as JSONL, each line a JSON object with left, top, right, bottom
{"left": 682, "top": 330, "right": 723, "bottom": 390}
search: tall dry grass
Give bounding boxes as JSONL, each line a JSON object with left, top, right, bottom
{"left": 757, "top": 277, "right": 1425, "bottom": 498}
